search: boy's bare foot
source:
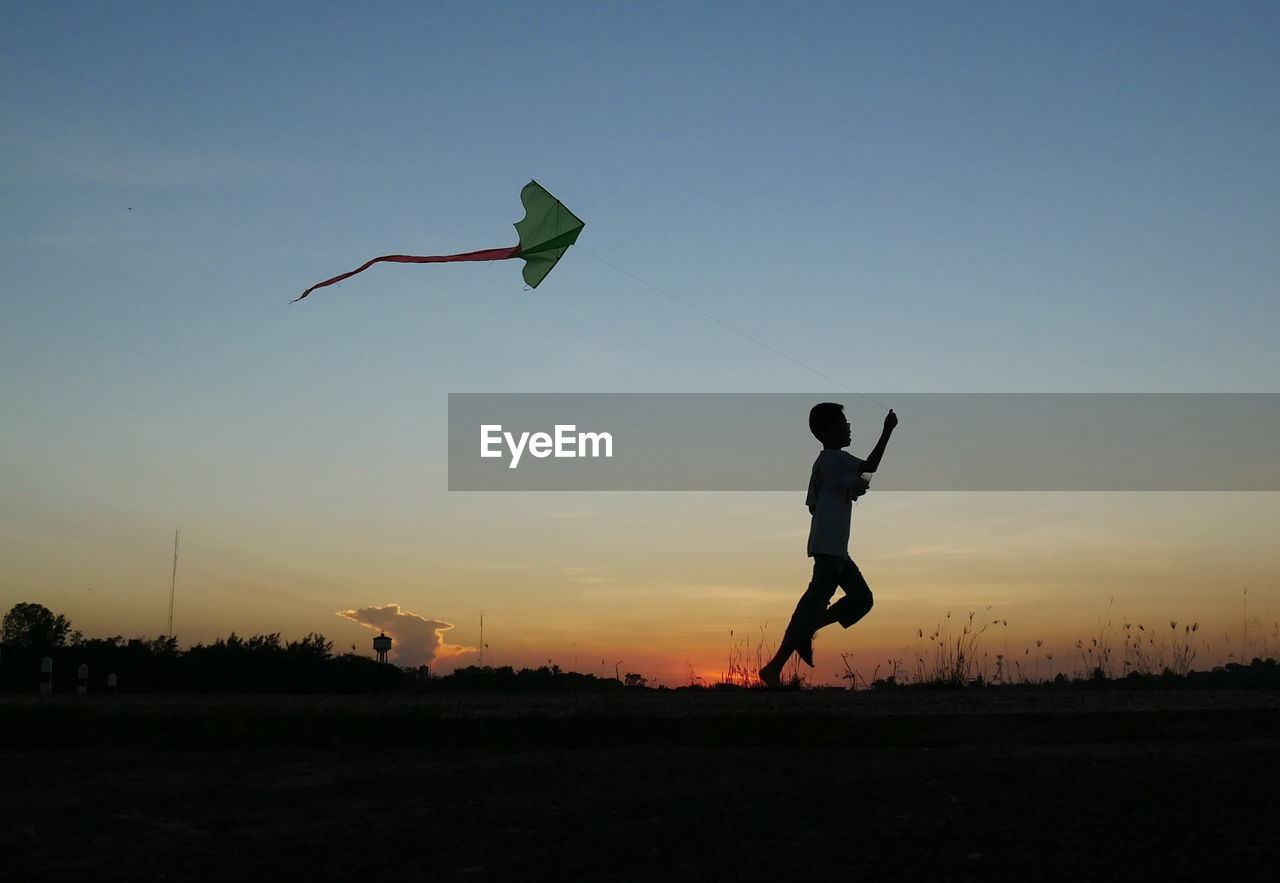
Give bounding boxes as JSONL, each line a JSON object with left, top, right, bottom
{"left": 758, "top": 663, "right": 782, "bottom": 689}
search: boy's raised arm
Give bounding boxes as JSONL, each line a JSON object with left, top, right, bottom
{"left": 862, "top": 409, "right": 898, "bottom": 473}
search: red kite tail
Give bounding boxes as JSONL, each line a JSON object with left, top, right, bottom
{"left": 293, "top": 245, "right": 522, "bottom": 302}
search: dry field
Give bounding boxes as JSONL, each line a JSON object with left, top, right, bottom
{"left": 3, "top": 689, "right": 1278, "bottom": 881}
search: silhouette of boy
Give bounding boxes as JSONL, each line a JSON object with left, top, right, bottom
{"left": 759, "top": 403, "right": 898, "bottom": 688}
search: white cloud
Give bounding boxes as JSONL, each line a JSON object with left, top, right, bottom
{"left": 336, "top": 603, "right": 475, "bottom": 668}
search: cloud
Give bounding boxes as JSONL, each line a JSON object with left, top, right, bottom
{"left": 336, "top": 604, "right": 475, "bottom": 668}
{"left": 566, "top": 566, "right": 613, "bottom": 585}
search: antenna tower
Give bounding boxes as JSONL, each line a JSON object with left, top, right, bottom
{"left": 168, "top": 528, "right": 180, "bottom": 637}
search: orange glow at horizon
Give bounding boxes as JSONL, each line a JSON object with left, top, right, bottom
{"left": 3, "top": 493, "right": 1275, "bottom": 688}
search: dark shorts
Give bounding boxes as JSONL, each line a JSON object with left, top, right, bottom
{"left": 784, "top": 554, "right": 875, "bottom": 642}
{"left": 813, "top": 555, "right": 874, "bottom": 628}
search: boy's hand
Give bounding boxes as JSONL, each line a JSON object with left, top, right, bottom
{"left": 864, "top": 410, "right": 897, "bottom": 473}
{"left": 849, "top": 474, "right": 871, "bottom": 501}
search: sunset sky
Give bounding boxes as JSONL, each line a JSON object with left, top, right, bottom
{"left": 3, "top": 1, "right": 1277, "bottom": 685}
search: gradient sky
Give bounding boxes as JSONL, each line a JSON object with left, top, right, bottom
{"left": 3, "top": 1, "right": 1278, "bottom": 684}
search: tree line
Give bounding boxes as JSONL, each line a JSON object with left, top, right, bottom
{"left": 0, "top": 603, "right": 644, "bottom": 693}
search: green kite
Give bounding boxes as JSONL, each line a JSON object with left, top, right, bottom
{"left": 294, "top": 181, "right": 584, "bottom": 301}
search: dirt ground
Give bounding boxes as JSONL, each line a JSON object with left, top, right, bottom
{"left": 3, "top": 690, "right": 1278, "bottom": 881}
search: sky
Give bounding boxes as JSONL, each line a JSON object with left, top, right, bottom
{"left": 2, "top": 1, "right": 1278, "bottom": 685}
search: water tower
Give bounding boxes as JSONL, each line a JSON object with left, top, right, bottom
{"left": 373, "top": 632, "right": 393, "bottom": 664}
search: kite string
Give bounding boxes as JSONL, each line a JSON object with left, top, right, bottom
{"left": 579, "top": 248, "right": 890, "bottom": 411}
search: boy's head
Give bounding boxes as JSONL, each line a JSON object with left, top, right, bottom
{"left": 809, "top": 402, "right": 852, "bottom": 448}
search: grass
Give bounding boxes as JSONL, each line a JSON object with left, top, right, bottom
{"left": 833, "top": 602, "right": 1280, "bottom": 691}
{"left": 705, "top": 591, "right": 1280, "bottom": 692}
{"left": 717, "top": 625, "right": 809, "bottom": 689}
{"left": 917, "top": 608, "right": 996, "bottom": 687}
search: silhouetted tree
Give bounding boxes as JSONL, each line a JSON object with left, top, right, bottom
{"left": 2, "top": 602, "right": 72, "bottom": 652}
{"left": 287, "top": 633, "right": 333, "bottom": 659}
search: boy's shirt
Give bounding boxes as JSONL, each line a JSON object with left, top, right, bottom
{"left": 805, "top": 449, "right": 867, "bottom": 558}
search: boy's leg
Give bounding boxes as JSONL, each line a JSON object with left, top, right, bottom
{"left": 823, "top": 558, "right": 874, "bottom": 629}
{"left": 759, "top": 637, "right": 796, "bottom": 689}
{"left": 760, "top": 556, "right": 842, "bottom": 684}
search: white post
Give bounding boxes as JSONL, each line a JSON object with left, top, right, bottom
{"left": 40, "top": 657, "right": 53, "bottom": 695}
{"left": 107, "top": 672, "right": 118, "bottom": 692}
{"left": 77, "top": 663, "right": 88, "bottom": 695}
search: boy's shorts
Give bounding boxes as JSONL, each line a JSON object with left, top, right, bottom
{"left": 811, "top": 554, "right": 874, "bottom": 628}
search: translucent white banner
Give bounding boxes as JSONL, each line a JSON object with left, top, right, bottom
{"left": 447, "top": 394, "right": 1280, "bottom": 491}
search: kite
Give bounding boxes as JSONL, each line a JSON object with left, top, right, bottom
{"left": 294, "top": 180, "right": 584, "bottom": 302}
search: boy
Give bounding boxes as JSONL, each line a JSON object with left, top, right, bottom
{"left": 759, "top": 403, "right": 898, "bottom": 688}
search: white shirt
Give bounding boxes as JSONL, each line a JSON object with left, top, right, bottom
{"left": 805, "top": 449, "right": 867, "bottom": 558}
